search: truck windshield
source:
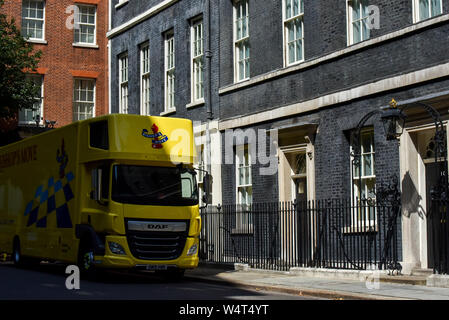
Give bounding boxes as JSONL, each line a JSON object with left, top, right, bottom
{"left": 111, "top": 165, "right": 198, "bottom": 206}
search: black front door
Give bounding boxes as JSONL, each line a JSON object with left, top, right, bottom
{"left": 425, "top": 161, "right": 449, "bottom": 271}
{"left": 425, "top": 162, "right": 439, "bottom": 269}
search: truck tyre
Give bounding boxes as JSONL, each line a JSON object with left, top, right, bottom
{"left": 12, "top": 238, "right": 22, "bottom": 267}
{"left": 77, "top": 239, "right": 96, "bottom": 278}
{"left": 12, "top": 238, "right": 40, "bottom": 267}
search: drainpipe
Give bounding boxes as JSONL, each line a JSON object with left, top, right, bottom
{"left": 205, "top": 0, "right": 213, "bottom": 204}
{"left": 205, "top": 0, "right": 213, "bottom": 121}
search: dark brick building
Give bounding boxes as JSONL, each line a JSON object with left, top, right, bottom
{"left": 109, "top": 0, "right": 449, "bottom": 274}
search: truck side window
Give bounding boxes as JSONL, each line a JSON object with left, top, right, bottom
{"left": 90, "top": 121, "right": 109, "bottom": 150}
{"left": 101, "top": 165, "right": 110, "bottom": 199}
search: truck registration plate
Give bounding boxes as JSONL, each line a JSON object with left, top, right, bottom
{"left": 145, "top": 265, "right": 168, "bottom": 271}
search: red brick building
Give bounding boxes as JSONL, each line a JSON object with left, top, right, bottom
{"left": 1, "top": 0, "right": 108, "bottom": 132}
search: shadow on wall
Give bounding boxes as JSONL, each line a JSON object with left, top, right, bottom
{"left": 401, "top": 171, "right": 426, "bottom": 219}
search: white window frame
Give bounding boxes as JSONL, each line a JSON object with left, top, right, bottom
{"left": 164, "top": 32, "right": 176, "bottom": 112}
{"left": 19, "top": 74, "right": 44, "bottom": 125}
{"left": 73, "top": 4, "right": 97, "bottom": 45}
{"left": 233, "top": 0, "right": 250, "bottom": 83}
{"left": 191, "top": 18, "right": 205, "bottom": 104}
{"left": 140, "top": 43, "right": 151, "bottom": 115}
{"left": 116, "top": 0, "right": 129, "bottom": 9}
{"left": 349, "top": 129, "right": 377, "bottom": 232}
{"left": 347, "top": 0, "right": 371, "bottom": 46}
{"left": 234, "top": 144, "right": 253, "bottom": 233}
{"left": 119, "top": 52, "right": 129, "bottom": 114}
{"left": 73, "top": 78, "right": 96, "bottom": 121}
{"left": 21, "top": 0, "right": 45, "bottom": 41}
{"left": 282, "top": 0, "right": 304, "bottom": 67}
{"left": 413, "top": 0, "right": 443, "bottom": 23}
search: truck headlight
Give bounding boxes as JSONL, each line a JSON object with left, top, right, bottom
{"left": 108, "top": 242, "right": 126, "bottom": 255}
{"left": 187, "top": 244, "right": 198, "bottom": 256}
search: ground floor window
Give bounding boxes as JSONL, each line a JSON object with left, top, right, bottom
{"left": 19, "top": 74, "right": 43, "bottom": 125}
{"left": 235, "top": 144, "right": 252, "bottom": 233}
{"left": 351, "top": 129, "right": 376, "bottom": 230}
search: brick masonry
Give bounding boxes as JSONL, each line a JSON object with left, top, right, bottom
{"left": 1, "top": 0, "right": 109, "bottom": 128}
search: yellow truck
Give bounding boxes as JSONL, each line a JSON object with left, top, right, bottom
{"left": 0, "top": 114, "right": 206, "bottom": 277}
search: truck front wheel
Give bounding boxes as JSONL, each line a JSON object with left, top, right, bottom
{"left": 77, "top": 240, "right": 96, "bottom": 278}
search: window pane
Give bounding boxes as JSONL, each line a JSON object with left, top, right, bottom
{"left": 243, "top": 19, "right": 248, "bottom": 38}
{"left": 420, "top": 0, "right": 430, "bottom": 20}
{"left": 293, "top": 0, "right": 299, "bottom": 16}
{"left": 296, "top": 40, "right": 302, "bottom": 61}
{"left": 288, "top": 42, "right": 295, "bottom": 64}
{"left": 362, "top": 19, "right": 370, "bottom": 41}
{"left": 352, "top": 21, "right": 361, "bottom": 43}
{"left": 352, "top": 0, "right": 361, "bottom": 20}
{"left": 288, "top": 21, "right": 295, "bottom": 41}
{"left": 295, "top": 19, "right": 302, "bottom": 39}
{"left": 361, "top": 132, "right": 373, "bottom": 153}
{"left": 363, "top": 154, "right": 372, "bottom": 176}
{"left": 285, "top": 0, "right": 292, "bottom": 19}
{"left": 431, "top": 0, "right": 442, "bottom": 16}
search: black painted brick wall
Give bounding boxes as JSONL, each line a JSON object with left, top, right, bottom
{"left": 110, "top": 0, "right": 220, "bottom": 123}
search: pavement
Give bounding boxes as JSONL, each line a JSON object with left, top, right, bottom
{"left": 184, "top": 264, "right": 449, "bottom": 300}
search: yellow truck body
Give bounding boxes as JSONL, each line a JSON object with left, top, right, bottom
{"left": 0, "top": 114, "right": 200, "bottom": 272}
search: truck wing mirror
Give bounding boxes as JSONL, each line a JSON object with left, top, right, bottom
{"left": 91, "top": 168, "right": 102, "bottom": 202}
{"left": 202, "top": 172, "right": 212, "bottom": 205}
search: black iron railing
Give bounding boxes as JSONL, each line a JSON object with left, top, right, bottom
{"left": 199, "top": 199, "right": 402, "bottom": 272}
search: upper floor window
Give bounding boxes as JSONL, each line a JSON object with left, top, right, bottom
{"left": 73, "top": 78, "right": 95, "bottom": 121}
{"left": 119, "top": 53, "right": 129, "bottom": 114}
{"left": 164, "top": 32, "right": 175, "bottom": 112}
{"left": 21, "top": 0, "right": 45, "bottom": 40}
{"left": 191, "top": 19, "right": 204, "bottom": 104}
{"left": 414, "top": 0, "right": 442, "bottom": 22}
{"left": 19, "top": 75, "right": 43, "bottom": 124}
{"left": 234, "top": 0, "right": 250, "bottom": 82}
{"left": 140, "top": 43, "right": 151, "bottom": 115}
{"left": 283, "top": 0, "right": 304, "bottom": 66}
{"left": 74, "top": 4, "right": 96, "bottom": 45}
{"left": 347, "top": 0, "right": 370, "bottom": 45}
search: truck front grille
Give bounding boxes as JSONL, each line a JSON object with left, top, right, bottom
{"left": 125, "top": 220, "right": 189, "bottom": 261}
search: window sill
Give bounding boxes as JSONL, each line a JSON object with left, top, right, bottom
{"left": 26, "top": 39, "right": 47, "bottom": 45}
{"left": 186, "top": 99, "right": 205, "bottom": 109}
{"left": 72, "top": 43, "right": 99, "bottom": 49}
{"left": 160, "top": 108, "right": 176, "bottom": 116}
{"left": 115, "top": 0, "right": 129, "bottom": 9}
{"left": 234, "top": 77, "right": 250, "bottom": 85}
{"left": 18, "top": 122, "right": 44, "bottom": 127}
{"left": 285, "top": 59, "right": 305, "bottom": 68}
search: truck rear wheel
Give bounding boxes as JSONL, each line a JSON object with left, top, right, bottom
{"left": 12, "top": 238, "right": 22, "bottom": 266}
{"left": 12, "top": 238, "right": 40, "bottom": 267}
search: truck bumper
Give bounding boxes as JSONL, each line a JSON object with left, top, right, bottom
{"left": 94, "top": 235, "right": 199, "bottom": 270}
